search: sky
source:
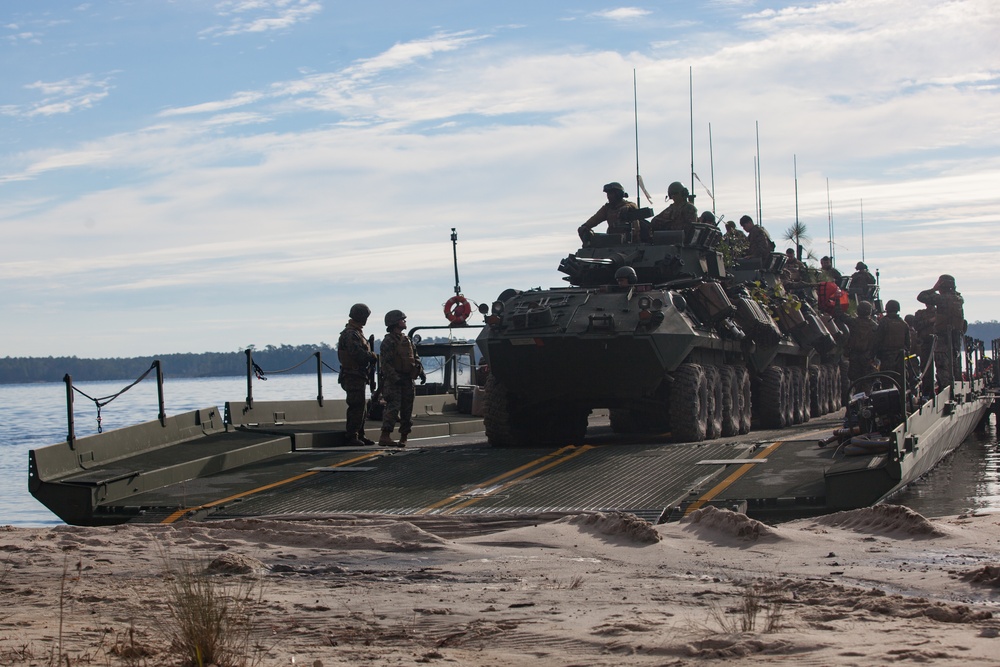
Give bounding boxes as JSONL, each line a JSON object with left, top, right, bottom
{"left": 2, "top": 0, "right": 999, "bottom": 359}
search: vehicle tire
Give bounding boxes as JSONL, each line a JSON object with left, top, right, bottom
{"left": 483, "top": 375, "right": 532, "bottom": 447}
{"left": 799, "top": 366, "right": 810, "bottom": 423}
{"left": 791, "top": 367, "right": 806, "bottom": 424}
{"left": 758, "top": 366, "right": 786, "bottom": 429}
{"left": 704, "top": 365, "right": 723, "bottom": 440}
{"left": 781, "top": 368, "right": 794, "bottom": 427}
{"left": 670, "top": 363, "right": 707, "bottom": 442}
{"left": 809, "top": 365, "right": 822, "bottom": 417}
{"left": 736, "top": 366, "right": 752, "bottom": 435}
{"left": 719, "top": 366, "right": 739, "bottom": 437}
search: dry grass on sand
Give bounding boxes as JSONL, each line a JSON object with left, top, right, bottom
{"left": 1, "top": 505, "right": 999, "bottom": 666}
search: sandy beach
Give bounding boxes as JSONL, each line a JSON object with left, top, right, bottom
{"left": 2, "top": 505, "right": 998, "bottom": 666}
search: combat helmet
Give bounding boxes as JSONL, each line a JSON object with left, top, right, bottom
{"left": 384, "top": 309, "right": 407, "bottom": 328}
{"left": 349, "top": 303, "right": 371, "bottom": 323}
{"left": 667, "top": 181, "right": 686, "bottom": 199}
{"left": 885, "top": 299, "right": 900, "bottom": 313}
{"left": 937, "top": 274, "right": 956, "bottom": 290}
{"left": 603, "top": 182, "right": 626, "bottom": 196}
{"left": 614, "top": 266, "right": 637, "bottom": 285}
{"left": 857, "top": 301, "right": 874, "bottom": 317}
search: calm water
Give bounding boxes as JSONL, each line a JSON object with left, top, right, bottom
{"left": 2, "top": 375, "right": 997, "bottom": 526}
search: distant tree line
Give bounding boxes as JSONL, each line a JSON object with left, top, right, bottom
{"left": 967, "top": 321, "right": 1000, "bottom": 347}
{"left": 0, "top": 343, "right": 339, "bottom": 385}
{"left": 0, "top": 336, "right": 467, "bottom": 385}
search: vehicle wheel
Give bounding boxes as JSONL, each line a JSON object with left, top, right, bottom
{"left": 781, "top": 368, "right": 794, "bottom": 426}
{"left": 758, "top": 366, "right": 786, "bottom": 429}
{"left": 736, "top": 366, "right": 752, "bottom": 434}
{"left": 483, "top": 375, "right": 532, "bottom": 447}
{"left": 704, "top": 366, "right": 723, "bottom": 439}
{"left": 790, "top": 367, "right": 806, "bottom": 424}
{"left": 799, "top": 366, "right": 810, "bottom": 423}
{"left": 719, "top": 366, "right": 739, "bottom": 437}
{"left": 670, "top": 363, "right": 707, "bottom": 442}
{"left": 809, "top": 365, "right": 822, "bottom": 417}
{"left": 609, "top": 408, "right": 637, "bottom": 434}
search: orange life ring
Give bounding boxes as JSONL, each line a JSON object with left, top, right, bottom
{"left": 444, "top": 295, "right": 472, "bottom": 324}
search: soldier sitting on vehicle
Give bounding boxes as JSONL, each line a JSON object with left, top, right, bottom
{"left": 579, "top": 182, "right": 639, "bottom": 245}
{"left": 739, "top": 215, "right": 774, "bottom": 262}
{"left": 650, "top": 181, "right": 698, "bottom": 236}
{"left": 849, "top": 262, "right": 877, "bottom": 302}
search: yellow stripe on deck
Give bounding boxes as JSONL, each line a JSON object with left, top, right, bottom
{"left": 160, "top": 451, "right": 384, "bottom": 524}
{"left": 682, "top": 439, "right": 786, "bottom": 517}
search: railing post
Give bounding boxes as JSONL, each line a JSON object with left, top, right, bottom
{"left": 315, "top": 351, "right": 324, "bottom": 406}
{"left": 245, "top": 349, "right": 254, "bottom": 409}
{"left": 154, "top": 360, "right": 166, "bottom": 426}
{"left": 64, "top": 374, "right": 76, "bottom": 449}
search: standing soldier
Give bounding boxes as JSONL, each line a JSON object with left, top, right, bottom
{"left": 849, "top": 262, "right": 877, "bottom": 302}
{"left": 720, "top": 220, "right": 748, "bottom": 266}
{"left": 578, "top": 182, "right": 639, "bottom": 244}
{"left": 379, "top": 310, "right": 426, "bottom": 447}
{"left": 917, "top": 274, "right": 966, "bottom": 390}
{"left": 820, "top": 256, "right": 842, "bottom": 284}
{"left": 873, "top": 300, "right": 911, "bottom": 379}
{"left": 337, "top": 303, "right": 377, "bottom": 446}
{"left": 910, "top": 305, "right": 936, "bottom": 397}
{"left": 843, "top": 300, "right": 879, "bottom": 395}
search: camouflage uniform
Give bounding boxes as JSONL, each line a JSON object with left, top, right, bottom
{"left": 917, "top": 285, "right": 965, "bottom": 389}
{"left": 849, "top": 268, "right": 876, "bottom": 301}
{"left": 911, "top": 306, "right": 936, "bottom": 396}
{"left": 843, "top": 313, "right": 879, "bottom": 391}
{"left": 380, "top": 331, "right": 424, "bottom": 437}
{"left": 337, "top": 321, "right": 375, "bottom": 441}
{"left": 744, "top": 224, "right": 774, "bottom": 261}
{"left": 580, "top": 200, "right": 639, "bottom": 239}
{"left": 649, "top": 201, "right": 698, "bottom": 234}
{"left": 873, "top": 313, "right": 910, "bottom": 377}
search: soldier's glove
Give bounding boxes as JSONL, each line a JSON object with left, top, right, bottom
{"left": 419, "top": 372, "right": 427, "bottom": 385}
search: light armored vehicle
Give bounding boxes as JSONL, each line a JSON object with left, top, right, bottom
{"left": 477, "top": 223, "right": 846, "bottom": 447}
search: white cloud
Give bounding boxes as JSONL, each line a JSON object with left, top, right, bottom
{"left": 201, "top": 0, "right": 322, "bottom": 38}
{"left": 591, "top": 7, "right": 653, "bottom": 21}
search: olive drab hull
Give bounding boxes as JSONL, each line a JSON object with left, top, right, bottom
{"left": 477, "top": 223, "right": 847, "bottom": 447}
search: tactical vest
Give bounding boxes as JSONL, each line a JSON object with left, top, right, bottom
{"left": 934, "top": 292, "right": 964, "bottom": 334}
{"left": 877, "top": 316, "right": 908, "bottom": 351}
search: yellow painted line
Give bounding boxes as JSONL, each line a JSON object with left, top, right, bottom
{"left": 682, "top": 440, "right": 787, "bottom": 517}
{"left": 415, "top": 445, "right": 578, "bottom": 514}
{"left": 441, "top": 445, "right": 596, "bottom": 514}
{"left": 160, "top": 451, "right": 383, "bottom": 524}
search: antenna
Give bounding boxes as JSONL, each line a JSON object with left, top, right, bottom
{"left": 826, "top": 178, "right": 835, "bottom": 263}
{"left": 753, "top": 156, "right": 759, "bottom": 223}
{"left": 689, "top": 66, "right": 695, "bottom": 197}
{"left": 709, "top": 122, "right": 716, "bottom": 216}
{"left": 633, "top": 69, "right": 640, "bottom": 207}
{"left": 755, "top": 121, "right": 762, "bottom": 225}
{"left": 860, "top": 198, "right": 865, "bottom": 262}
{"left": 793, "top": 155, "right": 800, "bottom": 258}
{"left": 450, "top": 228, "right": 461, "bottom": 296}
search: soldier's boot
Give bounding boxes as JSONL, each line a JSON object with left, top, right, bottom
{"left": 344, "top": 434, "right": 365, "bottom": 447}
{"left": 378, "top": 429, "right": 396, "bottom": 447}
{"left": 359, "top": 433, "right": 376, "bottom": 446}
{"left": 398, "top": 431, "right": 409, "bottom": 446}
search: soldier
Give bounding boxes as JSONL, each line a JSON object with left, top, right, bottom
{"left": 873, "top": 300, "right": 911, "bottom": 379}
{"left": 849, "top": 262, "right": 876, "bottom": 302}
{"left": 843, "top": 300, "right": 879, "bottom": 394}
{"left": 917, "top": 274, "right": 966, "bottom": 390}
{"left": 379, "top": 310, "right": 426, "bottom": 447}
{"left": 578, "top": 182, "right": 639, "bottom": 244}
{"left": 615, "top": 265, "right": 637, "bottom": 288}
{"left": 782, "top": 248, "right": 805, "bottom": 282}
{"left": 337, "top": 303, "right": 377, "bottom": 446}
{"left": 739, "top": 215, "right": 774, "bottom": 261}
{"left": 910, "top": 305, "right": 936, "bottom": 398}
{"left": 650, "top": 181, "right": 698, "bottom": 235}
{"left": 720, "top": 220, "right": 748, "bottom": 265}
{"left": 820, "top": 256, "right": 842, "bottom": 284}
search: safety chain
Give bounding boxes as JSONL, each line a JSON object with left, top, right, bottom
{"left": 71, "top": 362, "right": 157, "bottom": 433}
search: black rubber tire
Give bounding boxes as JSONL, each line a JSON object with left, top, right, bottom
{"left": 719, "top": 366, "right": 739, "bottom": 437}
{"left": 670, "top": 363, "right": 707, "bottom": 442}
{"left": 799, "top": 366, "right": 810, "bottom": 423}
{"left": 809, "top": 365, "right": 822, "bottom": 418}
{"left": 790, "top": 367, "right": 805, "bottom": 424}
{"left": 781, "top": 368, "right": 794, "bottom": 427}
{"left": 758, "top": 366, "right": 786, "bottom": 429}
{"left": 736, "top": 366, "right": 752, "bottom": 435}
{"left": 705, "top": 365, "right": 723, "bottom": 440}
{"left": 483, "top": 375, "right": 531, "bottom": 447}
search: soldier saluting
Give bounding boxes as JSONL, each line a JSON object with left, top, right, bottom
{"left": 337, "top": 303, "right": 378, "bottom": 446}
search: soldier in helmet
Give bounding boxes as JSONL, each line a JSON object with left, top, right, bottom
{"left": 720, "top": 219, "right": 748, "bottom": 266}
{"left": 578, "top": 182, "right": 639, "bottom": 244}
{"left": 843, "top": 300, "right": 879, "bottom": 395}
{"left": 337, "top": 303, "right": 377, "bottom": 446}
{"left": 650, "top": 181, "right": 698, "bottom": 235}
{"left": 378, "top": 310, "right": 425, "bottom": 447}
{"left": 873, "top": 299, "right": 910, "bottom": 379}
{"left": 849, "top": 261, "right": 876, "bottom": 303}
{"left": 615, "top": 265, "right": 637, "bottom": 288}
{"left": 917, "top": 274, "right": 965, "bottom": 390}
